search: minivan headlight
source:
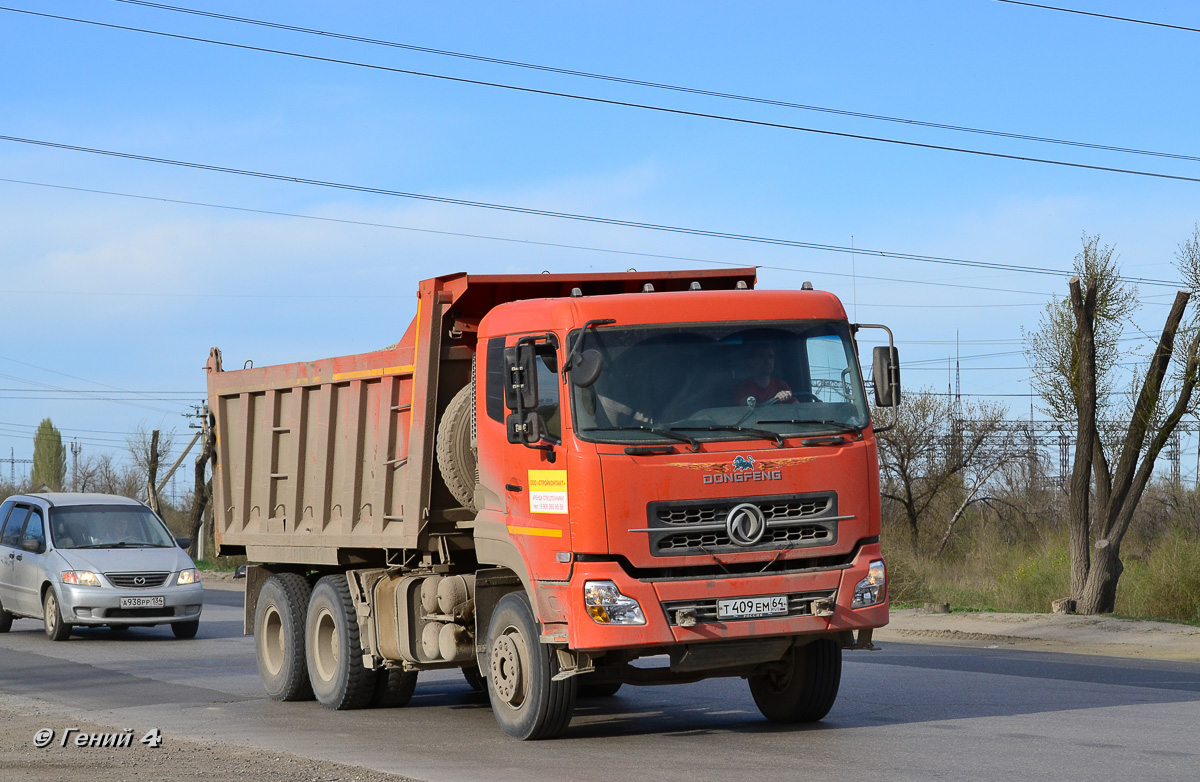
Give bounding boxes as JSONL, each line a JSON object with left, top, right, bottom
{"left": 177, "top": 569, "right": 202, "bottom": 585}
{"left": 62, "top": 571, "right": 102, "bottom": 587}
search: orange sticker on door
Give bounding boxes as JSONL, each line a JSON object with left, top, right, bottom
{"left": 528, "top": 470, "right": 568, "bottom": 514}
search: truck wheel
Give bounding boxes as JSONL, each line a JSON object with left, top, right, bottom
{"left": 306, "top": 574, "right": 378, "bottom": 710}
{"left": 486, "top": 592, "right": 576, "bottom": 740}
{"left": 462, "top": 665, "right": 485, "bottom": 692}
{"left": 171, "top": 619, "right": 200, "bottom": 639}
{"left": 43, "top": 589, "right": 72, "bottom": 641}
{"left": 436, "top": 384, "right": 477, "bottom": 512}
{"left": 370, "top": 667, "right": 418, "bottom": 708}
{"left": 748, "top": 639, "right": 842, "bottom": 723}
{"left": 255, "top": 573, "right": 314, "bottom": 701}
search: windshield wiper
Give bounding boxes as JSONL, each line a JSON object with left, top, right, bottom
{"left": 759, "top": 419, "right": 863, "bottom": 436}
{"left": 583, "top": 426, "right": 701, "bottom": 451}
{"left": 669, "top": 425, "right": 785, "bottom": 447}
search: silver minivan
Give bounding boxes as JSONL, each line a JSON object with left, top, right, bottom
{"left": 0, "top": 493, "right": 204, "bottom": 640}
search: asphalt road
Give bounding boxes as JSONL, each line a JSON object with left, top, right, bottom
{"left": 2, "top": 588, "right": 1198, "bottom": 782}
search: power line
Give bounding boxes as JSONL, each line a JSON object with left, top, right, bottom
{"left": 5, "top": 7, "right": 1200, "bottom": 189}
{"left": 0, "top": 176, "right": 1060, "bottom": 299}
{"left": 106, "top": 0, "right": 1200, "bottom": 166}
{"left": 994, "top": 1, "right": 1200, "bottom": 34}
{"left": 0, "top": 135, "right": 1188, "bottom": 289}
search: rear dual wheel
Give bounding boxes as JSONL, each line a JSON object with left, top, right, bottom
{"left": 255, "top": 573, "right": 314, "bottom": 701}
{"left": 306, "top": 574, "right": 377, "bottom": 710}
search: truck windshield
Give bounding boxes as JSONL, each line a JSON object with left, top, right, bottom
{"left": 571, "top": 320, "right": 870, "bottom": 445}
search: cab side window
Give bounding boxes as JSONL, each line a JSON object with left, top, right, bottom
{"left": 485, "top": 338, "right": 506, "bottom": 424}
{"left": 534, "top": 344, "right": 561, "bottom": 442}
{"left": 0, "top": 506, "right": 30, "bottom": 547}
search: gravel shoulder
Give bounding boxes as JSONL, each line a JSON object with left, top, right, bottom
{"left": 878, "top": 608, "right": 1200, "bottom": 661}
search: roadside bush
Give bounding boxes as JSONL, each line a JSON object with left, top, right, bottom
{"left": 994, "top": 544, "right": 1070, "bottom": 612}
{"left": 1116, "top": 528, "right": 1200, "bottom": 622}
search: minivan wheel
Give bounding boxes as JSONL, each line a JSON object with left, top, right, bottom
{"left": 43, "top": 590, "right": 72, "bottom": 642}
{"left": 0, "top": 598, "right": 13, "bottom": 633}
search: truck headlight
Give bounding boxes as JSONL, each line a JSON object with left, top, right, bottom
{"left": 177, "top": 569, "right": 202, "bottom": 585}
{"left": 62, "top": 571, "right": 102, "bottom": 587}
{"left": 851, "top": 560, "right": 886, "bottom": 608}
{"left": 583, "top": 580, "right": 646, "bottom": 625}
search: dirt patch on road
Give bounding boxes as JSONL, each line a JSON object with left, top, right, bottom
{"left": 0, "top": 694, "right": 414, "bottom": 782}
{"left": 878, "top": 608, "right": 1200, "bottom": 661}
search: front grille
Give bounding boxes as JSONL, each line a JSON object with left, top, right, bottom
{"left": 662, "top": 590, "right": 836, "bottom": 625}
{"left": 104, "top": 608, "right": 174, "bottom": 618}
{"left": 644, "top": 492, "right": 840, "bottom": 557}
{"left": 105, "top": 572, "right": 170, "bottom": 588}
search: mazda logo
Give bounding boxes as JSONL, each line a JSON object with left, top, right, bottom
{"left": 726, "top": 503, "right": 766, "bottom": 547}
{"left": 133, "top": 576, "right": 146, "bottom": 586}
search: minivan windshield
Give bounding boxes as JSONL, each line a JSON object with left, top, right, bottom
{"left": 49, "top": 505, "right": 176, "bottom": 549}
{"left": 571, "top": 320, "right": 869, "bottom": 444}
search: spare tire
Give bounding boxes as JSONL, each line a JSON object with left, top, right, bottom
{"left": 437, "top": 383, "right": 477, "bottom": 512}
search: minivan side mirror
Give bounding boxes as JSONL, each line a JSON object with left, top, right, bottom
{"left": 21, "top": 538, "right": 42, "bottom": 554}
{"left": 175, "top": 536, "right": 192, "bottom": 550}
{"left": 872, "top": 345, "right": 901, "bottom": 407}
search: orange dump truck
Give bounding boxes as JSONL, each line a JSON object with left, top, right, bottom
{"left": 205, "top": 268, "right": 900, "bottom": 739}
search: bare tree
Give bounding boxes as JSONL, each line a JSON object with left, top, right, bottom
{"left": 874, "top": 389, "right": 1015, "bottom": 556}
{"left": 186, "top": 425, "right": 214, "bottom": 560}
{"left": 128, "top": 424, "right": 174, "bottom": 511}
{"left": 74, "top": 453, "right": 141, "bottom": 498}
{"left": 1025, "top": 229, "right": 1200, "bottom": 614}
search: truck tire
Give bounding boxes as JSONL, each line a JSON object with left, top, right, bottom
{"left": 486, "top": 592, "right": 576, "bottom": 740}
{"left": 255, "top": 573, "right": 314, "bottom": 701}
{"left": 436, "top": 383, "right": 477, "bottom": 512}
{"left": 748, "top": 639, "right": 842, "bottom": 723}
{"left": 306, "top": 574, "right": 378, "bottom": 710}
{"left": 171, "top": 619, "right": 200, "bottom": 639}
{"left": 43, "top": 589, "right": 72, "bottom": 641}
{"left": 462, "top": 665, "right": 485, "bottom": 692}
{"left": 370, "top": 667, "right": 418, "bottom": 708}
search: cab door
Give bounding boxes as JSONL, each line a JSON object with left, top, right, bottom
{"left": 494, "top": 334, "right": 573, "bottom": 581}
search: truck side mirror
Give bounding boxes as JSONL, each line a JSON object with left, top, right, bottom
{"left": 506, "top": 410, "right": 543, "bottom": 445}
{"left": 872, "top": 345, "right": 901, "bottom": 407}
{"left": 503, "top": 344, "right": 539, "bottom": 412}
{"left": 569, "top": 349, "right": 603, "bottom": 388}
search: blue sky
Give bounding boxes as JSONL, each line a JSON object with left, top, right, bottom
{"left": 3, "top": 1, "right": 1200, "bottom": 482}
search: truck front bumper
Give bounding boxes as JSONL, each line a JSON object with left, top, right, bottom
{"left": 562, "top": 542, "right": 887, "bottom": 652}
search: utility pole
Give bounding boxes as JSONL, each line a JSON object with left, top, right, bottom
{"left": 70, "top": 439, "right": 82, "bottom": 491}
{"left": 2, "top": 448, "right": 32, "bottom": 485}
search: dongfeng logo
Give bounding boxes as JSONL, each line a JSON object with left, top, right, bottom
{"left": 726, "top": 503, "right": 767, "bottom": 547}
{"left": 732, "top": 455, "right": 756, "bottom": 471}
